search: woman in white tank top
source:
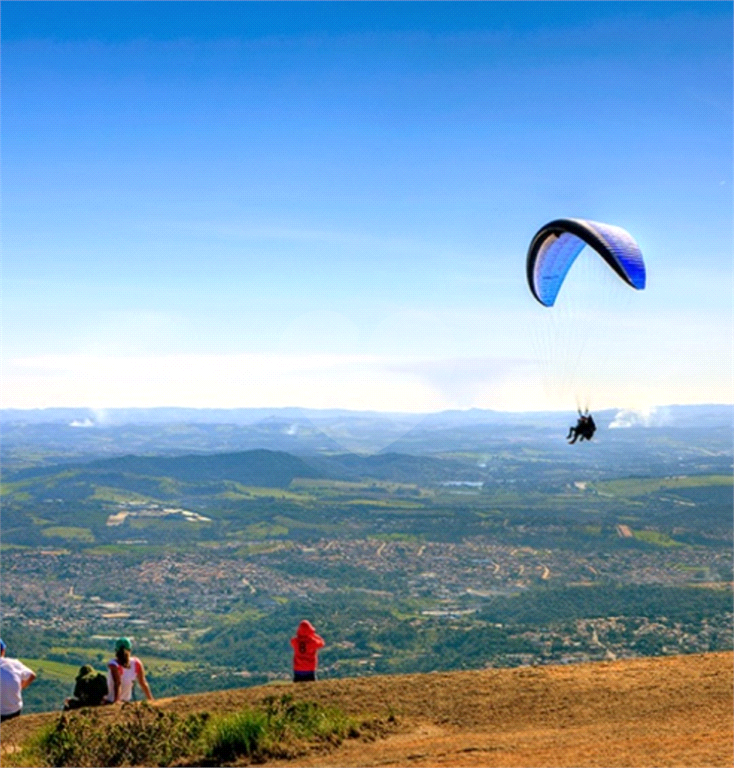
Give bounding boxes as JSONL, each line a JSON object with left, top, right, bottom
{"left": 104, "top": 637, "right": 154, "bottom": 704}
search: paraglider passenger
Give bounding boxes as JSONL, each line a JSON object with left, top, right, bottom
{"left": 291, "top": 620, "right": 325, "bottom": 682}
{"left": 567, "top": 413, "right": 585, "bottom": 443}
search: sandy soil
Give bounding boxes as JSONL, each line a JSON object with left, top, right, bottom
{"left": 2, "top": 652, "right": 732, "bottom": 767}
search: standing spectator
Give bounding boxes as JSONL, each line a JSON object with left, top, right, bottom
{"left": 103, "top": 637, "right": 154, "bottom": 704}
{"left": 0, "top": 638, "right": 36, "bottom": 722}
{"left": 290, "top": 620, "right": 325, "bottom": 682}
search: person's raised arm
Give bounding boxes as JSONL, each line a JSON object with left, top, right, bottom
{"left": 136, "top": 661, "right": 154, "bottom": 702}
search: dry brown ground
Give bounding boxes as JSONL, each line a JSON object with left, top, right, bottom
{"left": 2, "top": 652, "right": 732, "bottom": 767}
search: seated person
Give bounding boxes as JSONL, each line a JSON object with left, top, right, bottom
{"left": 64, "top": 664, "right": 109, "bottom": 710}
{"left": 103, "top": 637, "right": 154, "bottom": 704}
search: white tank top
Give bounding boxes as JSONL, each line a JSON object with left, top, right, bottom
{"left": 106, "top": 657, "right": 141, "bottom": 702}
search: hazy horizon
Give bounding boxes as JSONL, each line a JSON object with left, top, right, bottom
{"left": 3, "top": 401, "right": 731, "bottom": 420}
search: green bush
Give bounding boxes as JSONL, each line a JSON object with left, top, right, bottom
{"left": 36, "top": 703, "right": 207, "bottom": 767}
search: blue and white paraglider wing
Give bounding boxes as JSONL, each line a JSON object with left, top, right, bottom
{"left": 526, "top": 218, "right": 646, "bottom": 307}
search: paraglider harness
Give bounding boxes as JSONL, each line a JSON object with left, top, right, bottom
{"left": 567, "top": 410, "right": 596, "bottom": 444}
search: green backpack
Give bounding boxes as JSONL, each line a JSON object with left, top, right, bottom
{"left": 73, "top": 664, "right": 109, "bottom": 706}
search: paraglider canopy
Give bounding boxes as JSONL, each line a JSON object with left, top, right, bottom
{"left": 527, "top": 218, "right": 645, "bottom": 307}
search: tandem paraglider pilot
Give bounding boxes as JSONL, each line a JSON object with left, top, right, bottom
{"left": 291, "top": 620, "right": 325, "bottom": 682}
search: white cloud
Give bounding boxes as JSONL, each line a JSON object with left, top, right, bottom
{"left": 69, "top": 418, "right": 95, "bottom": 428}
{"left": 608, "top": 406, "right": 668, "bottom": 429}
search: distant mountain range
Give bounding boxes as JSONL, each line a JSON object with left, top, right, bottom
{"left": 5, "top": 447, "right": 480, "bottom": 488}
{"left": 2, "top": 403, "right": 731, "bottom": 428}
{"left": 2, "top": 404, "right": 731, "bottom": 476}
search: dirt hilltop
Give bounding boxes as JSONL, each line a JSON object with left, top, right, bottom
{"left": 2, "top": 651, "right": 732, "bottom": 767}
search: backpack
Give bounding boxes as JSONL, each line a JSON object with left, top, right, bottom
{"left": 73, "top": 664, "right": 109, "bottom": 706}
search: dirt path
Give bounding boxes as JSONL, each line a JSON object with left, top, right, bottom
{"left": 2, "top": 652, "right": 731, "bottom": 767}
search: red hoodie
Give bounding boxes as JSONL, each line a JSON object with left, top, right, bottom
{"left": 290, "top": 620, "right": 325, "bottom": 672}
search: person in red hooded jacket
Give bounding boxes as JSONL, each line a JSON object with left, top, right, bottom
{"left": 290, "top": 620, "right": 325, "bottom": 682}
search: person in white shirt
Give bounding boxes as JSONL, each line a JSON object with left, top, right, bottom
{"left": 0, "top": 638, "right": 36, "bottom": 722}
{"left": 104, "top": 637, "right": 154, "bottom": 704}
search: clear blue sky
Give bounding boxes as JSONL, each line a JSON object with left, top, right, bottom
{"left": 2, "top": 2, "right": 732, "bottom": 412}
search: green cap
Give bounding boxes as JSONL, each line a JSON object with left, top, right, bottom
{"left": 114, "top": 637, "right": 132, "bottom": 652}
